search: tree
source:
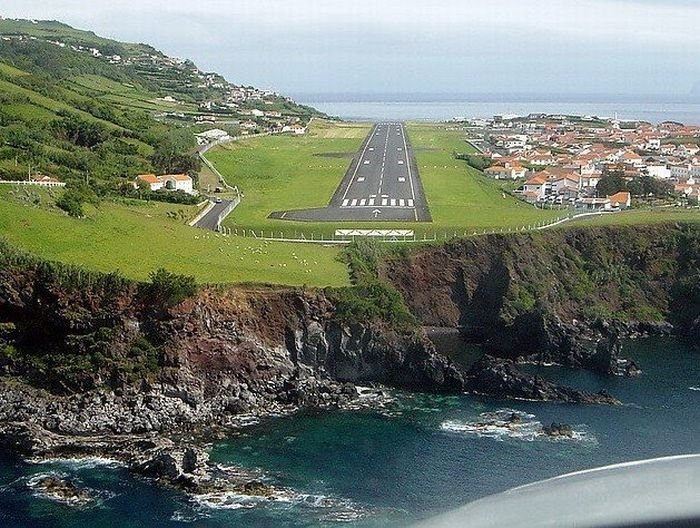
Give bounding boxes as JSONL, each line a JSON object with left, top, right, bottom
{"left": 55, "top": 183, "right": 99, "bottom": 217}
{"left": 51, "top": 111, "right": 108, "bottom": 148}
{"left": 150, "top": 129, "right": 201, "bottom": 175}
{"left": 596, "top": 171, "right": 627, "bottom": 196}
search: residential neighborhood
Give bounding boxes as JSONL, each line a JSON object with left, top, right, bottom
{"left": 464, "top": 114, "right": 700, "bottom": 208}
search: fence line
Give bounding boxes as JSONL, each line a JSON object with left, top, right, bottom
{"left": 213, "top": 210, "right": 619, "bottom": 244}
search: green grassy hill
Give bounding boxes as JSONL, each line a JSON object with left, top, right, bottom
{"left": 0, "top": 18, "right": 322, "bottom": 193}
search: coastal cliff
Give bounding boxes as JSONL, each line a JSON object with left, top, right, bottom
{"left": 382, "top": 223, "right": 700, "bottom": 368}
{"left": 0, "top": 248, "right": 466, "bottom": 492}
{"left": 0, "top": 223, "right": 697, "bottom": 493}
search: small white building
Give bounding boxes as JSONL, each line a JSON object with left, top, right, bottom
{"left": 282, "top": 124, "right": 306, "bottom": 135}
{"left": 195, "top": 128, "right": 231, "bottom": 146}
{"left": 646, "top": 163, "right": 672, "bottom": 180}
{"left": 136, "top": 173, "right": 195, "bottom": 194}
{"left": 484, "top": 163, "right": 527, "bottom": 180}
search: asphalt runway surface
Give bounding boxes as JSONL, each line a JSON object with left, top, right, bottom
{"left": 269, "top": 122, "right": 431, "bottom": 222}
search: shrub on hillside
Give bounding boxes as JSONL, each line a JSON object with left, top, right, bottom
{"left": 140, "top": 268, "right": 198, "bottom": 308}
{"left": 55, "top": 184, "right": 99, "bottom": 217}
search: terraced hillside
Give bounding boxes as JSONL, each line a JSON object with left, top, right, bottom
{"left": 0, "top": 18, "right": 322, "bottom": 191}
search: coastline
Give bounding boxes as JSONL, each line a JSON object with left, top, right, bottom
{"left": 295, "top": 95, "right": 700, "bottom": 125}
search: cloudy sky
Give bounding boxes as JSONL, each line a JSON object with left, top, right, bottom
{"left": 1, "top": 0, "right": 699, "bottom": 95}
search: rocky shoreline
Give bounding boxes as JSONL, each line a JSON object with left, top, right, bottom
{"left": 1, "top": 224, "right": 697, "bottom": 502}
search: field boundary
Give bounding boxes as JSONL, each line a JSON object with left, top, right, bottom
{"left": 214, "top": 210, "right": 621, "bottom": 244}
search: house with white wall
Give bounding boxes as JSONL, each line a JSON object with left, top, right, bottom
{"left": 136, "top": 173, "right": 195, "bottom": 194}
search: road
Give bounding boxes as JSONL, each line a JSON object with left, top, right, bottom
{"left": 193, "top": 199, "right": 233, "bottom": 231}
{"left": 269, "top": 122, "right": 431, "bottom": 222}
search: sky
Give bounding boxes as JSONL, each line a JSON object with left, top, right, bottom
{"left": 1, "top": 0, "right": 699, "bottom": 95}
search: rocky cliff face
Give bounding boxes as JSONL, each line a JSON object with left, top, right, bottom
{"left": 3, "top": 226, "right": 675, "bottom": 493}
{"left": 0, "top": 265, "right": 465, "bottom": 437}
{"left": 0, "top": 264, "right": 468, "bottom": 492}
{"left": 382, "top": 224, "right": 700, "bottom": 366}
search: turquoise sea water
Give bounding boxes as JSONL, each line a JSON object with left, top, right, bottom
{"left": 0, "top": 338, "right": 698, "bottom": 527}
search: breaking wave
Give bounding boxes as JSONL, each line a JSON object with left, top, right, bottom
{"left": 440, "top": 409, "right": 596, "bottom": 444}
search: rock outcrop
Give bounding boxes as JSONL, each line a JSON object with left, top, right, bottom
{"left": 466, "top": 355, "right": 620, "bottom": 404}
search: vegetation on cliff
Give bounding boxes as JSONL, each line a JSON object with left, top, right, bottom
{"left": 327, "top": 240, "right": 418, "bottom": 331}
{"left": 382, "top": 224, "right": 700, "bottom": 340}
{"left": 0, "top": 240, "right": 202, "bottom": 392}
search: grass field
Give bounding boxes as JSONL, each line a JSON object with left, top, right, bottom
{"left": 0, "top": 186, "right": 349, "bottom": 287}
{"left": 206, "top": 120, "right": 564, "bottom": 236}
{"left": 565, "top": 208, "right": 700, "bottom": 227}
{"left": 205, "top": 120, "right": 372, "bottom": 236}
{"left": 407, "top": 123, "right": 563, "bottom": 230}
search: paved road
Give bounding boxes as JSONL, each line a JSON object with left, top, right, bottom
{"left": 269, "top": 122, "right": 431, "bottom": 222}
{"left": 194, "top": 199, "right": 233, "bottom": 231}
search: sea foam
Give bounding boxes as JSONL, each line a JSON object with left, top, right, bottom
{"left": 440, "top": 409, "right": 596, "bottom": 444}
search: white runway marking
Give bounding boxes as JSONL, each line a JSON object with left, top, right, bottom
{"left": 398, "top": 177, "right": 405, "bottom": 182}
{"left": 398, "top": 160, "right": 404, "bottom": 165}
{"left": 382, "top": 198, "right": 388, "bottom": 206}
{"left": 391, "top": 199, "right": 396, "bottom": 206}
{"left": 342, "top": 199, "right": 349, "bottom": 207}
{"left": 351, "top": 199, "right": 357, "bottom": 206}
{"left": 399, "top": 199, "right": 405, "bottom": 207}
{"left": 408, "top": 199, "right": 414, "bottom": 207}
{"left": 357, "top": 177, "right": 365, "bottom": 182}
{"left": 360, "top": 199, "right": 366, "bottom": 206}
{"left": 364, "top": 160, "right": 370, "bottom": 165}
{"left": 369, "top": 198, "right": 375, "bottom": 206}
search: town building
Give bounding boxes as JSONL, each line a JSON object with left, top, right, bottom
{"left": 136, "top": 173, "right": 195, "bottom": 194}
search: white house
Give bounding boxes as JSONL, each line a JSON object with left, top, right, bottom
{"left": 646, "top": 163, "right": 672, "bottom": 180}
{"left": 669, "top": 164, "right": 700, "bottom": 180}
{"left": 282, "top": 124, "right": 306, "bottom": 135}
{"left": 136, "top": 173, "right": 195, "bottom": 194}
{"left": 580, "top": 173, "right": 602, "bottom": 189}
{"left": 195, "top": 128, "right": 231, "bottom": 146}
{"left": 618, "top": 150, "right": 645, "bottom": 168}
{"left": 484, "top": 163, "right": 527, "bottom": 180}
{"left": 645, "top": 138, "right": 661, "bottom": 151}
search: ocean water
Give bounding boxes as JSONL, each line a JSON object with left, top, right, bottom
{"left": 0, "top": 338, "right": 698, "bottom": 527}
{"left": 295, "top": 94, "right": 700, "bottom": 125}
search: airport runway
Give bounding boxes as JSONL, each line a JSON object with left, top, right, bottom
{"left": 269, "top": 122, "right": 431, "bottom": 222}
